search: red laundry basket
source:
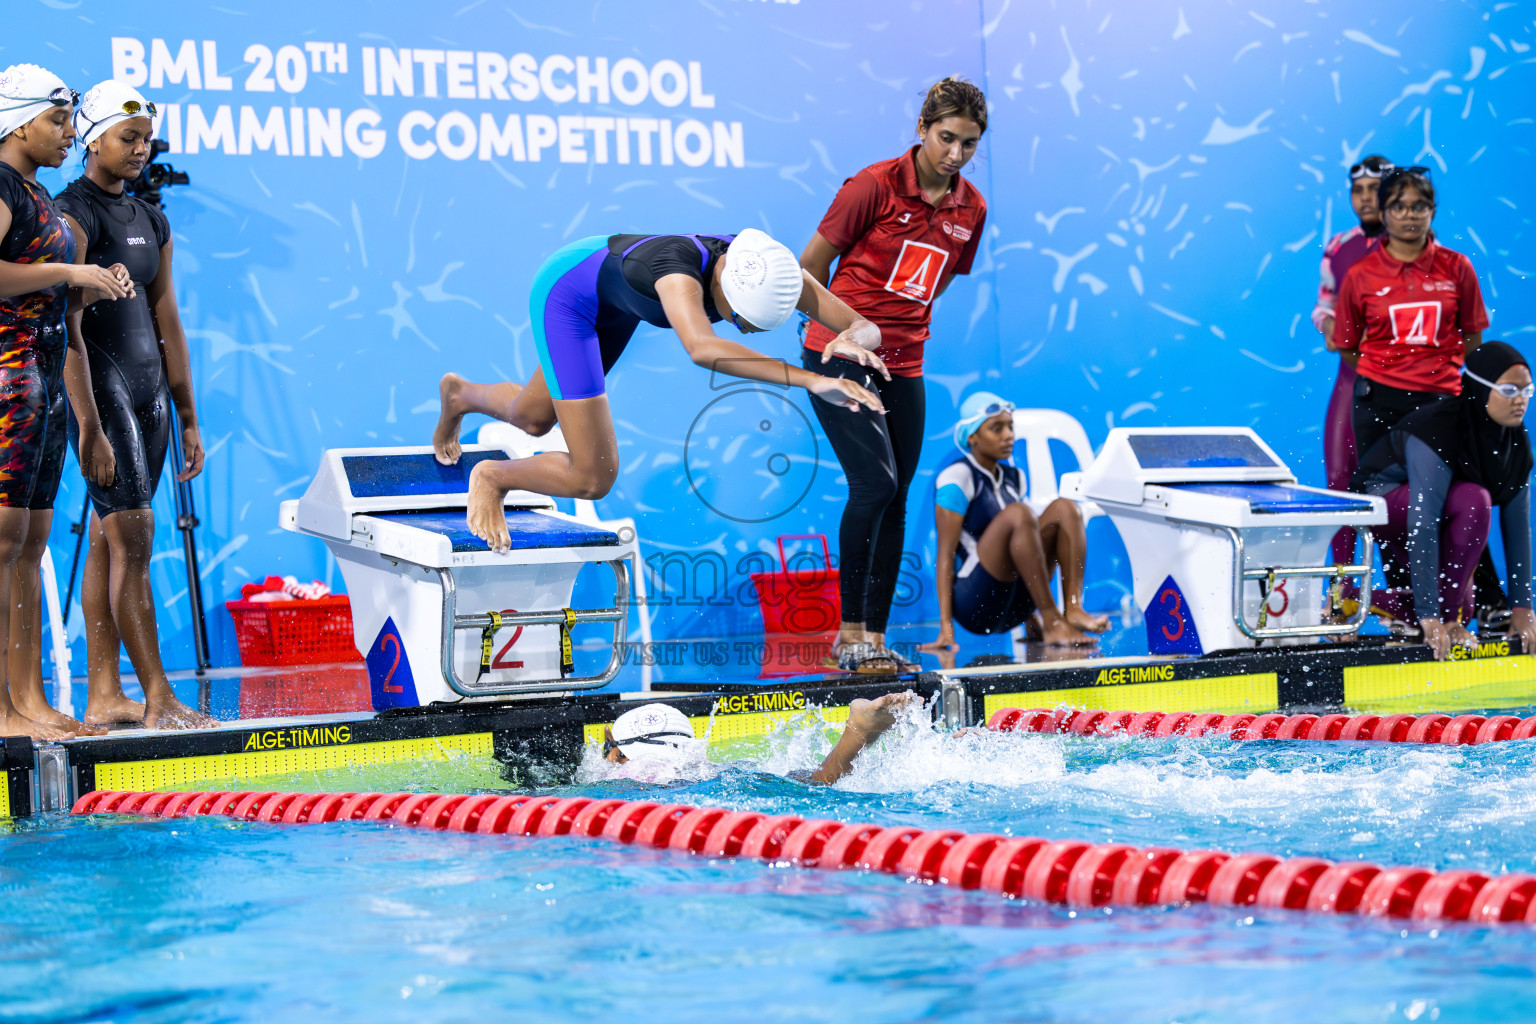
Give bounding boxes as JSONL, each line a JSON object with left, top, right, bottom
{"left": 751, "top": 535, "right": 841, "bottom": 636}
{"left": 226, "top": 595, "right": 364, "bottom": 666}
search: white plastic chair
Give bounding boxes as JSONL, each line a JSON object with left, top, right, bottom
{"left": 476, "top": 421, "right": 654, "bottom": 689}
{"left": 1008, "top": 409, "right": 1103, "bottom": 652}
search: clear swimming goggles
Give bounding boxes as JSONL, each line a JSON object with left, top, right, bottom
{"left": 0, "top": 86, "right": 80, "bottom": 112}
{"left": 1465, "top": 367, "right": 1536, "bottom": 400}
{"left": 603, "top": 729, "right": 695, "bottom": 757}
{"left": 1349, "top": 160, "right": 1396, "bottom": 180}
{"left": 956, "top": 400, "right": 1017, "bottom": 429}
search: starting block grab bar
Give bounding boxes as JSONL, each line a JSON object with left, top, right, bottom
{"left": 436, "top": 560, "right": 631, "bottom": 698}
{"left": 1224, "top": 527, "right": 1376, "bottom": 642}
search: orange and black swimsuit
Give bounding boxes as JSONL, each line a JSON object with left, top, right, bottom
{"left": 0, "top": 160, "right": 73, "bottom": 509}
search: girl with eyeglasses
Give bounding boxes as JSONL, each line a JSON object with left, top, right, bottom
{"left": 431, "top": 230, "right": 885, "bottom": 553}
{"left": 919, "top": 392, "right": 1105, "bottom": 657}
{"left": 1332, "top": 166, "right": 1509, "bottom": 626}
{"left": 43, "top": 81, "right": 214, "bottom": 730}
{"left": 1334, "top": 167, "right": 1487, "bottom": 457}
{"left": 1351, "top": 343, "right": 1536, "bottom": 660}
{"left": 798, "top": 77, "right": 989, "bottom": 673}
{"left": 0, "top": 64, "right": 133, "bottom": 740}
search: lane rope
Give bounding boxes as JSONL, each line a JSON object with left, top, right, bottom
{"left": 70, "top": 789, "right": 1536, "bottom": 925}
{"left": 986, "top": 707, "right": 1536, "bottom": 746}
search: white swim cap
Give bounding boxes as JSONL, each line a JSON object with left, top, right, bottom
{"left": 720, "top": 228, "right": 803, "bottom": 331}
{"left": 609, "top": 703, "right": 702, "bottom": 765}
{"left": 76, "top": 80, "right": 154, "bottom": 147}
{"left": 0, "top": 64, "right": 71, "bottom": 141}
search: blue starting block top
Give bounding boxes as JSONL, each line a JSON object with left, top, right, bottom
{"left": 1171, "top": 483, "right": 1375, "bottom": 514}
{"left": 1128, "top": 433, "right": 1278, "bottom": 470}
{"left": 371, "top": 510, "right": 620, "bottom": 552}
{"left": 343, "top": 451, "right": 508, "bottom": 498}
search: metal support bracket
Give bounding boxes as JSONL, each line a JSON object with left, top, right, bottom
{"left": 939, "top": 676, "right": 969, "bottom": 729}
{"left": 437, "top": 558, "right": 630, "bottom": 697}
{"left": 1223, "top": 526, "right": 1376, "bottom": 641}
{"left": 33, "top": 743, "right": 70, "bottom": 813}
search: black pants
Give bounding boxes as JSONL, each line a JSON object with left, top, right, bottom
{"left": 801, "top": 349, "right": 925, "bottom": 634}
{"left": 1351, "top": 375, "right": 1508, "bottom": 610}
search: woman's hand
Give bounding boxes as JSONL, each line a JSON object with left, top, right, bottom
{"left": 1419, "top": 617, "right": 1451, "bottom": 660}
{"left": 918, "top": 623, "right": 958, "bottom": 653}
{"left": 68, "top": 263, "right": 133, "bottom": 304}
{"left": 806, "top": 374, "right": 885, "bottom": 414}
{"left": 821, "top": 332, "right": 890, "bottom": 380}
{"left": 1508, "top": 607, "right": 1536, "bottom": 654}
{"left": 78, "top": 427, "right": 116, "bottom": 489}
{"left": 844, "top": 691, "right": 915, "bottom": 744}
{"left": 1447, "top": 620, "right": 1478, "bottom": 653}
{"left": 175, "top": 423, "right": 205, "bottom": 481}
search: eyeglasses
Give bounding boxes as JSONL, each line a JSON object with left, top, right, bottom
{"left": 1465, "top": 367, "right": 1536, "bottom": 400}
{"left": 1386, "top": 202, "right": 1435, "bottom": 217}
{"left": 0, "top": 86, "right": 80, "bottom": 113}
{"left": 1349, "top": 160, "right": 1396, "bottom": 180}
{"left": 729, "top": 311, "right": 749, "bottom": 334}
{"left": 602, "top": 729, "right": 695, "bottom": 758}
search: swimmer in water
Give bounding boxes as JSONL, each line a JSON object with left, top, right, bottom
{"left": 601, "top": 691, "right": 912, "bottom": 785}
{"left": 51, "top": 81, "right": 215, "bottom": 731}
{"left": 432, "top": 230, "right": 887, "bottom": 553}
{"left": 0, "top": 64, "right": 133, "bottom": 741}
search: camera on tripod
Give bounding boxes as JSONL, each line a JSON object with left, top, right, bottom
{"left": 127, "top": 139, "right": 190, "bottom": 208}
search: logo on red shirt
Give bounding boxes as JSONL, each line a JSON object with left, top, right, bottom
{"left": 1388, "top": 300, "right": 1443, "bottom": 347}
{"left": 883, "top": 240, "right": 949, "bottom": 306}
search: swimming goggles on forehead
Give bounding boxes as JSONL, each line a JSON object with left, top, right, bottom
{"left": 1465, "top": 367, "right": 1536, "bottom": 400}
{"left": 956, "top": 400, "right": 1016, "bottom": 427}
{"left": 602, "top": 729, "right": 695, "bottom": 757}
{"left": 76, "top": 100, "right": 158, "bottom": 138}
{"left": 1349, "top": 160, "right": 1396, "bottom": 180}
{"left": 0, "top": 86, "right": 80, "bottom": 112}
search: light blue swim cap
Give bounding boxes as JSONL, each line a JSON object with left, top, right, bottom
{"left": 953, "top": 391, "right": 1016, "bottom": 452}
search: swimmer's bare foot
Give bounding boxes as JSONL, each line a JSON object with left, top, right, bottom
{"left": 1065, "top": 607, "right": 1111, "bottom": 634}
{"left": 10, "top": 694, "right": 106, "bottom": 736}
{"left": 1041, "top": 613, "right": 1097, "bottom": 647}
{"left": 83, "top": 692, "right": 146, "bottom": 727}
{"left": 433, "top": 372, "right": 468, "bottom": 465}
{"left": 141, "top": 694, "right": 219, "bottom": 730}
{"left": 466, "top": 461, "right": 511, "bottom": 554}
{"left": 0, "top": 707, "right": 77, "bottom": 740}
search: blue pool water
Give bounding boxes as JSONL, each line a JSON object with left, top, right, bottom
{"left": 7, "top": 705, "right": 1536, "bottom": 1023}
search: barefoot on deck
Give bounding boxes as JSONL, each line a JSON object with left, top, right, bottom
{"left": 465, "top": 461, "right": 512, "bottom": 554}
{"left": 10, "top": 696, "right": 106, "bottom": 736}
{"left": 433, "top": 372, "right": 468, "bottom": 465}
{"left": 83, "top": 693, "right": 147, "bottom": 727}
{"left": 0, "top": 708, "right": 77, "bottom": 741}
{"left": 141, "top": 695, "right": 219, "bottom": 730}
{"left": 1065, "top": 608, "right": 1111, "bottom": 634}
{"left": 1042, "top": 616, "right": 1097, "bottom": 647}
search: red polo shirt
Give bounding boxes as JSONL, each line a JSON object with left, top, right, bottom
{"left": 1334, "top": 239, "right": 1489, "bottom": 394}
{"left": 804, "top": 147, "right": 986, "bottom": 377}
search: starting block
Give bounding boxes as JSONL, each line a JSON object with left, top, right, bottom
{"left": 281, "top": 445, "right": 632, "bottom": 706}
{"left": 1062, "top": 428, "right": 1386, "bottom": 655}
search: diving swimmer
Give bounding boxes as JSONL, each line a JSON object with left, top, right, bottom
{"left": 432, "top": 229, "right": 888, "bottom": 553}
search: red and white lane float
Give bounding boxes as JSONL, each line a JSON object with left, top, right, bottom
{"left": 73, "top": 790, "right": 1536, "bottom": 925}
{"left": 986, "top": 707, "right": 1536, "bottom": 746}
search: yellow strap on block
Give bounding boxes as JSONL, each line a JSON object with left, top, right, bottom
{"left": 477, "top": 611, "right": 504, "bottom": 681}
{"left": 559, "top": 608, "right": 576, "bottom": 677}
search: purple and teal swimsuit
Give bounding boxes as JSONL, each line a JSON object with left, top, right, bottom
{"left": 531, "top": 233, "right": 734, "bottom": 400}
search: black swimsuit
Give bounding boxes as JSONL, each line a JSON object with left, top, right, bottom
{"left": 56, "top": 177, "right": 172, "bottom": 517}
{"left": 0, "top": 161, "right": 73, "bottom": 510}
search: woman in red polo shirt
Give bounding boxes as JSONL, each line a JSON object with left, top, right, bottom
{"left": 799, "top": 77, "right": 988, "bottom": 672}
{"left": 1335, "top": 167, "right": 1488, "bottom": 457}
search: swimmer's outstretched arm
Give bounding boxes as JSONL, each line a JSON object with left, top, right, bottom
{"left": 808, "top": 692, "right": 914, "bottom": 785}
{"left": 795, "top": 271, "right": 885, "bottom": 376}
{"left": 655, "top": 275, "right": 886, "bottom": 414}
